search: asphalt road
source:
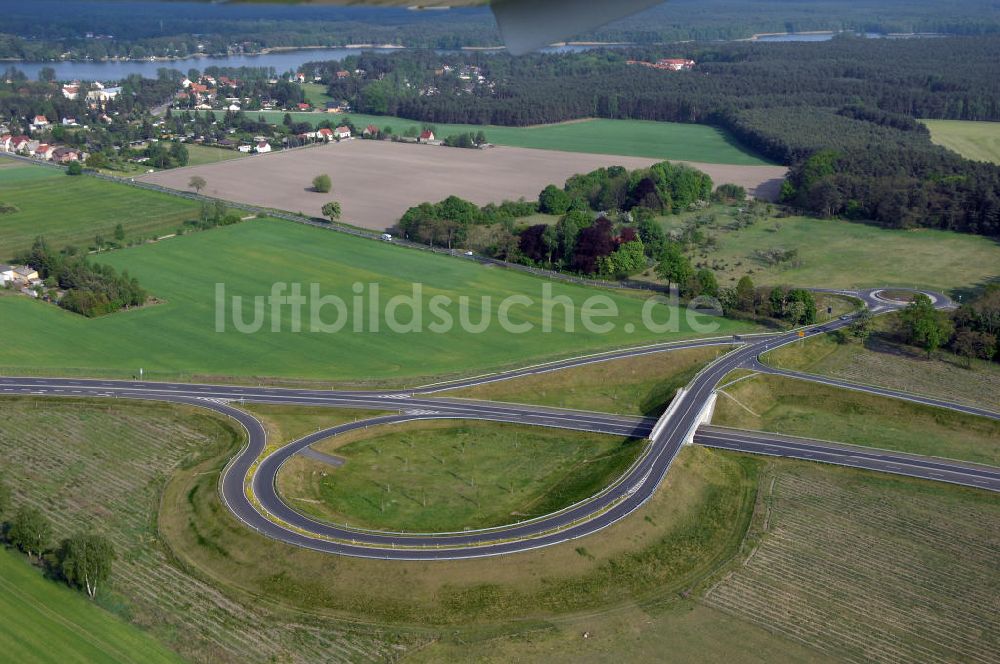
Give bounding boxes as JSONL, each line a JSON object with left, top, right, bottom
{"left": 1, "top": 288, "right": 997, "bottom": 560}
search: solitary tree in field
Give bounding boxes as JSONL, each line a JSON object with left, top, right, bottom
{"left": 59, "top": 534, "right": 116, "bottom": 599}
{"left": 313, "top": 174, "right": 332, "bottom": 193}
{"left": 66, "top": 161, "right": 83, "bottom": 176}
{"left": 321, "top": 201, "right": 342, "bottom": 222}
{"left": 8, "top": 506, "right": 51, "bottom": 558}
{"left": 188, "top": 175, "right": 207, "bottom": 194}
{"left": 114, "top": 223, "right": 126, "bottom": 243}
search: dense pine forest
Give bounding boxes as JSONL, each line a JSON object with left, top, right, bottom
{"left": 317, "top": 35, "right": 1000, "bottom": 236}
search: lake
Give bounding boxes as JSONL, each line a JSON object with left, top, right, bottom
{"left": 7, "top": 44, "right": 597, "bottom": 83}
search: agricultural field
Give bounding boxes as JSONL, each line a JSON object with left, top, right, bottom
{"left": 183, "top": 144, "right": 249, "bottom": 167}
{"left": 276, "top": 420, "right": 643, "bottom": 531}
{"left": 219, "top": 112, "right": 774, "bottom": 165}
{"left": 704, "top": 461, "right": 1000, "bottom": 664}
{"left": 712, "top": 373, "right": 1000, "bottom": 466}
{"left": 0, "top": 218, "right": 751, "bottom": 384}
{"left": 447, "top": 344, "right": 731, "bottom": 416}
{"left": 0, "top": 548, "right": 184, "bottom": 664}
{"left": 0, "top": 396, "right": 403, "bottom": 663}
{"left": 139, "top": 140, "right": 786, "bottom": 231}
{"left": 922, "top": 119, "right": 1000, "bottom": 164}
{"left": 639, "top": 204, "right": 1000, "bottom": 292}
{"left": 763, "top": 321, "right": 1000, "bottom": 413}
{"left": 0, "top": 159, "right": 200, "bottom": 258}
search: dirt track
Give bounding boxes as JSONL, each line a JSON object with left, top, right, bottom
{"left": 140, "top": 140, "right": 787, "bottom": 231}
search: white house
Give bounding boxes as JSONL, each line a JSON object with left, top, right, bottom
{"left": 238, "top": 144, "right": 253, "bottom": 153}
{"left": 30, "top": 115, "right": 50, "bottom": 132}
{"left": 255, "top": 141, "right": 271, "bottom": 153}
{"left": 333, "top": 126, "right": 352, "bottom": 140}
{"left": 0, "top": 265, "right": 14, "bottom": 285}
{"left": 62, "top": 83, "right": 80, "bottom": 100}
{"left": 62, "top": 117, "right": 79, "bottom": 127}
{"left": 0, "top": 134, "right": 10, "bottom": 152}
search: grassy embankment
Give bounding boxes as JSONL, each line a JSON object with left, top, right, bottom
{"left": 921, "top": 119, "right": 1000, "bottom": 164}
{"left": 276, "top": 420, "right": 644, "bottom": 531}
{"left": 0, "top": 218, "right": 751, "bottom": 384}
{"left": 712, "top": 373, "right": 1000, "bottom": 466}
{"left": 762, "top": 314, "right": 1000, "bottom": 413}
{"left": 216, "top": 112, "right": 773, "bottom": 165}
{"left": 447, "top": 344, "right": 729, "bottom": 416}
{"left": 0, "top": 158, "right": 199, "bottom": 258}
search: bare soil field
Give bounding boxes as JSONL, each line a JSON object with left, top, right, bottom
{"left": 139, "top": 140, "right": 787, "bottom": 231}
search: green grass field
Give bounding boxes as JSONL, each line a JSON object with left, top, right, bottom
{"left": 640, "top": 204, "right": 1000, "bottom": 292}
{"left": 0, "top": 159, "right": 200, "bottom": 258}
{"left": 922, "top": 119, "right": 1000, "bottom": 164}
{"left": 0, "top": 218, "right": 750, "bottom": 384}
{"left": 183, "top": 144, "right": 249, "bottom": 167}
{"left": 713, "top": 373, "right": 1000, "bottom": 465}
{"left": 277, "top": 420, "right": 643, "bottom": 531}
{"left": 0, "top": 548, "right": 184, "bottom": 664}
{"left": 301, "top": 82, "right": 335, "bottom": 108}
{"left": 226, "top": 111, "right": 772, "bottom": 165}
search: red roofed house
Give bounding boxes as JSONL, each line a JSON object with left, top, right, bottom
{"left": 297, "top": 102, "right": 311, "bottom": 111}
{"left": 333, "top": 126, "right": 352, "bottom": 140}
{"left": 11, "top": 136, "right": 31, "bottom": 153}
{"left": 0, "top": 134, "right": 10, "bottom": 152}
{"left": 363, "top": 124, "right": 380, "bottom": 138}
{"left": 318, "top": 127, "right": 334, "bottom": 142}
{"left": 419, "top": 129, "right": 436, "bottom": 143}
{"left": 30, "top": 115, "right": 50, "bottom": 132}
{"left": 34, "top": 143, "right": 55, "bottom": 160}
{"left": 335, "top": 70, "right": 351, "bottom": 80}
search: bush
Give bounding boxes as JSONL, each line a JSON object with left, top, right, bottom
{"left": 66, "top": 161, "right": 83, "bottom": 176}
{"left": 312, "top": 174, "right": 332, "bottom": 193}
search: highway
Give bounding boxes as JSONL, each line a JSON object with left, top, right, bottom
{"left": 1, "top": 288, "right": 997, "bottom": 559}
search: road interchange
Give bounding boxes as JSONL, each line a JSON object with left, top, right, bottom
{"left": 1, "top": 288, "right": 997, "bottom": 559}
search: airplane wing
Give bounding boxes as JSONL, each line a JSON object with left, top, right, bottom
{"left": 208, "top": 1, "right": 667, "bottom": 55}
{"left": 491, "top": 0, "right": 665, "bottom": 55}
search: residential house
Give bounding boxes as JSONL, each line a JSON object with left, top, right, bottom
{"left": 296, "top": 102, "right": 311, "bottom": 111}
{"left": 30, "top": 115, "right": 50, "bottom": 132}
{"left": 13, "top": 266, "right": 39, "bottom": 284}
{"left": 52, "top": 147, "right": 84, "bottom": 163}
{"left": 335, "top": 70, "right": 351, "bottom": 80}
{"left": 419, "top": 130, "right": 436, "bottom": 143}
{"left": 333, "top": 126, "right": 352, "bottom": 140}
{"left": 34, "top": 144, "right": 55, "bottom": 160}
{"left": 62, "top": 83, "right": 80, "bottom": 100}
{"left": 0, "top": 265, "right": 14, "bottom": 285}
{"left": 656, "top": 58, "right": 696, "bottom": 71}
{"left": 255, "top": 141, "right": 272, "bottom": 153}
{"left": 317, "top": 127, "right": 334, "bottom": 142}
{"left": 0, "top": 134, "right": 11, "bottom": 152}
{"left": 238, "top": 144, "right": 253, "bottom": 153}
{"left": 87, "top": 86, "right": 122, "bottom": 103}
{"left": 363, "top": 124, "right": 380, "bottom": 138}
{"left": 11, "top": 136, "right": 31, "bottom": 154}
{"left": 61, "top": 117, "right": 79, "bottom": 127}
